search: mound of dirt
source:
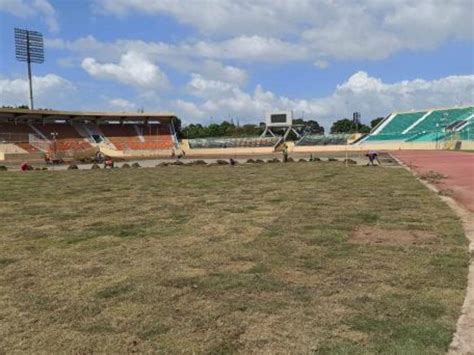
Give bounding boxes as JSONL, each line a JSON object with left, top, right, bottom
{"left": 420, "top": 170, "right": 446, "bottom": 183}
{"left": 350, "top": 226, "right": 437, "bottom": 246}
{"left": 344, "top": 158, "right": 357, "bottom": 165}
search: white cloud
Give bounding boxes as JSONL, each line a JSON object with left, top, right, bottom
{"left": 108, "top": 98, "right": 137, "bottom": 111}
{"left": 198, "top": 60, "right": 248, "bottom": 86}
{"left": 0, "top": 74, "right": 74, "bottom": 107}
{"left": 81, "top": 51, "right": 169, "bottom": 90}
{"left": 187, "top": 74, "right": 237, "bottom": 99}
{"left": 314, "top": 60, "right": 329, "bottom": 69}
{"left": 0, "top": 0, "right": 59, "bottom": 32}
{"left": 172, "top": 99, "right": 206, "bottom": 119}
{"left": 94, "top": 0, "right": 474, "bottom": 61}
{"left": 175, "top": 72, "right": 474, "bottom": 129}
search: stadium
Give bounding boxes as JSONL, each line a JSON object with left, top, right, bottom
{"left": 1, "top": 1, "right": 474, "bottom": 354}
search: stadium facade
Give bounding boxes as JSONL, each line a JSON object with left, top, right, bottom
{"left": 0, "top": 105, "right": 473, "bottom": 162}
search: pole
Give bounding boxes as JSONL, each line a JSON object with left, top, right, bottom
{"left": 26, "top": 31, "right": 34, "bottom": 109}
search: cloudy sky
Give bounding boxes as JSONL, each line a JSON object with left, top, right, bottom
{"left": 0, "top": 0, "right": 473, "bottom": 128}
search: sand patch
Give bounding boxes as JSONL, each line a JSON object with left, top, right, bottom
{"left": 350, "top": 226, "right": 437, "bottom": 246}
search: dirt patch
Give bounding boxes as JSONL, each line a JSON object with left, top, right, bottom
{"left": 350, "top": 226, "right": 437, "bottom": 246}
{"left": 419, "top": 170, "right": 447, "bottom": 184}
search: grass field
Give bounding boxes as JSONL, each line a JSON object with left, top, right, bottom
{"left": 0, "top": 162, "right": 469, "bottom": 353}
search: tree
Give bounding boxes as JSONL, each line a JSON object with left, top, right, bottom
{"left": 330, "top": 118, "right": 370, "bottom": 134}
{"left": 1, "top": 105, "right": 29, "bottom": 109}
{"left": 293, "top": 118, "right": 324, "bottom": 135}
{"left": 330, "top": 118, "right": 353, "bottom": 134}
{"left": 370, "top": 117, "right": 384, "bottom": 129}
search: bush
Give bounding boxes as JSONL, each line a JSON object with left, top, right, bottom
{"left": 298, "top": 158, "right": 307, "bottom": 162}
{"left": 157, "top": 162, "right": 170, "bottom": 167}
{"left": 42, "top": 167, "right": 48, "bottom": 170}
{"left": 267, "top": 158, "right": 280, "bottom": 163}
{"left": 286, "top": 157, "right": 294, "bottom": 162}
{"left": 216, "top": 159, "right": 229, "bottom": 165}
{"left": 0, "top": 165, "right": 7, "bottom": 171}
{"left": 344, "top": 158, "right": 357, "bottom": 165}
{"left": 91, "top": 163, "right": 101, "bottom": 169}
{"left": 194, "top": 160, "right": 207, "bottom": 165}
{"left": 328, "top": 158, "right": 338, "bottom": 162}
{"left": 172, "top": 160, "right": 184, "bottom": 166}
{"left": 131, "top": 162, "right": 141, "bottom": 168}
{"left": 67, "top": 164, "right": 78, "bottom": 170}
{"left": 122, "top": 163, "right": 131, "bottom": 169}
{"left": 255, "top": 159, "right": 265, "bottom": 164}
{"left": 311, "top": 157, "right": 321, "bottom": 161}
{"left": 246, "top": 159, "right": 256, "bottom": 164}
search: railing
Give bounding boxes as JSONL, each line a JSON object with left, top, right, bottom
{"left": 29, "top": 133, "right": 51, "bottom": 152}
{"left": 296, "top": 134, "right": 349, "bottom": 146}
{"left": 188, "top": 137, "right": 278, "bottom": 149}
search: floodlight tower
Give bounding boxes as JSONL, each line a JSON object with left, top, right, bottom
{"left": 14, "top": 28, "right": 45, "bottom": 109}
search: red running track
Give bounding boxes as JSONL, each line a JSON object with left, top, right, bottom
{"left": 392, "top": 151, "right": 474, "bottom": 212}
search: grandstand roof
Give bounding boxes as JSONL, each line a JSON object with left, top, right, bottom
{"left": 0, "top": 108, "right": 177, "bottom": 122}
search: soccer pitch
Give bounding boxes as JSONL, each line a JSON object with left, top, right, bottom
{"left": 0, "top": 162, "right": 469, "bottom": 353}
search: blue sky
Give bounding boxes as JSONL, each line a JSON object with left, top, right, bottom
{"left": 1, "top": 0, "right": 473, "bottom": 128}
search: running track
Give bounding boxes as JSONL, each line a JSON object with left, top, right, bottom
{"left": 392, "top": 151, "right": 474, "bottom": 213}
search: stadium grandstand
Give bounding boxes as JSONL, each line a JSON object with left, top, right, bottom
{"left": 188, "top": 137, "right": 279, "bottom": 149}
{"left": 0, "top": 108, "right": 179, "bottom": 161}
{"left": 296, "top": 134, "right": 350, "bottom": 146}
{"left": 360, "top": 106, "right": 473, "bottom": 145}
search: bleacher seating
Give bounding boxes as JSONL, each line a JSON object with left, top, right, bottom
{"left": 458, "top": 120, "right": 474, "bottom": 141}
{"left": 33, "top": 123, "right": 92, "bottom": 152}
{"left": 296, "top": 134, "right": 349, "bottom": 146}
{"left": 188, "top": 137, "right": 278, "bottom": 149}
{"left": 99, "top": 124, "right": 174, "bottom": 150}
{"left": 363, "top": 106, "right": 473, "bottom": 143}
{"left": 0, "top": 122, "right": 41, "bottom": 152}
{"left": 365, "top": 112, "right": 426, "bottom": 141}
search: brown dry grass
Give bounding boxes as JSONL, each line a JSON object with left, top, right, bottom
{"left": 0, "top": 162, "right": 469, "bottom": 353}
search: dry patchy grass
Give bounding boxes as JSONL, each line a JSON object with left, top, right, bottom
{"left": 0, "top": 163, "right": 469, "bottom": 353}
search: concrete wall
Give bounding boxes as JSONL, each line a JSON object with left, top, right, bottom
{"left": 460, "top": 140, "right": 474, "bottom": 150}
{"left": 0, "top": 143, "right": 28, "bottom": 155}
{"left": 99, "top": 145, "right": 173, "bottom": 159}
{"left": 293, "top": 141, "right": 441, "bottom": 153}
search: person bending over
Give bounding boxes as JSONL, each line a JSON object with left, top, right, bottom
{"left": 366, "top": 151, "right": 381, "bottom": 166}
